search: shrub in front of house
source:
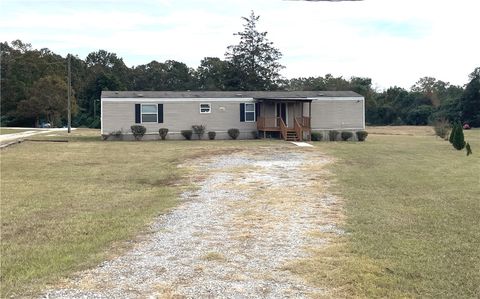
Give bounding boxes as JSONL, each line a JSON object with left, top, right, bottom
{"left": 341, "top": 131, "right": 353, "bottom": 141}
{"left": 131, "top": 125, "right": 146, "bottom": 141}
{"left": 328, "top": 130, "right": 339, "bottom": 141}
{"left": 181, "top": 130, "right": 193, "bottom": 140}
{"left": 208, "top": 131, "right": 216, "bottom": 140}
{"left": 311, "top": 132, "right": 322, "bottom": 141}
{"left": 102, "top": 130, "right": 123, "bottom": 141}
{"left": 251, "top": 130, "right": 259, "bottom": 139}
{"left": 159, "top": 128, "right": 169, "bottom": 140}
{"left": 228, "top": 128, "right": 240, "bottom": 140}
{"left": 356, "top": 130, "right": 368, "bottom": 142}
{"left": 192, "top": 125, "right": 206, "bottom": 140}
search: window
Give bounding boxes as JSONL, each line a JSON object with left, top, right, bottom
{"left": 141, "top": 104, "right": 157, "bottom": 122}
{"left": 245, "top": 103, "right": 255, "bottom": 122}
{"left": 200, "top": 103, "right": 211, "bottom": 113}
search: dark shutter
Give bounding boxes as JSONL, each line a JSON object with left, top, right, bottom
{"left": 158, "top": 104, "right": 163, "bottom": 123}
{"left": 240, "top": 103, "right": 245, "bottom": 122}
{"left": 255, "top": 102, "right": 260, "bottom": 121}
{"left": 135, "top": 104, "right": 141, "bottom": 123}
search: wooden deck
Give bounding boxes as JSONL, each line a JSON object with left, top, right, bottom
{"left": 257, "top": 116, "right": 311, "bottom": 141}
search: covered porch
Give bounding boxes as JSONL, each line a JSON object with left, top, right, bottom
{"left": 256, "top": 98, "right": 312, "bottom": 141}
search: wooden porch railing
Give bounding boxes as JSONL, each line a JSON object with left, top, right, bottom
{"left": 296, "top": 116, "right": 311, "bottom": 129}
{"left": 279, "top": 117, "right": 288, "bottom": 140}
{"left": 294, "top": 117, "right": 303, "bottom": 141}
{"left": 257, "top": 116, "right": 279, "bottom": 131}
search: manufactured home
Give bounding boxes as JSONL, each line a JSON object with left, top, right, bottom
{"left": 101, "top": 91, "right": 365, "bottom": 140}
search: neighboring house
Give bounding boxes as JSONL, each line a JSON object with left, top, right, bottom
{"left": 101, "top": 91, "right": 365, "bottom": 140}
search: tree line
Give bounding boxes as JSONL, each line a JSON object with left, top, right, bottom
{"left": 1, "top": 12, "right": 478, "bottom": 128}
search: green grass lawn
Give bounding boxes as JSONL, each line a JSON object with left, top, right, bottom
{"left": 0, "top": 129, "right": 275, "bottom": 297}
{"left": 2, "top": 128, "right": 479, "bottom": 297}
{"left": 294, "top": 128, "right": 480, "bottom": 298}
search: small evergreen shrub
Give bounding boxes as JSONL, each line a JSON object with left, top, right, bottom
{"left": 208, "top": 131, "right": 216, "bottom": 140}
{"left": 228, "top": 128, "right": 240, "bottom": 140}
{"left": 131, "top": 125, "right": 146, "bottom": 141}
{"left": 181, "top": 130, "right": 193, "bottom": 140}
{"left": 452, "top": 124, "right": 465, "bottom": 150}
{"left": 102, "top": 130, "right": 123, "bottom": 141}
{"left": 356, "top": 130, "right": 368, "bottom": 142}
{"left": 158, "top": 128, "right": 169, "bottom": 140}
{"left": 449, "top": 123, "right": 457, "bottom": 144}
{"left": 192, "top": 125, "right": 206, "bottom": 140}
{"left": 341, "top": 131, "right": 353, "bottom": 141}
{"left": 328, "top": 130, "right": 339, "bottom": 141}
{"left": 311, "top": 132, "right": 323, "bottom": 141}
{"left": 433, "top": 118, "right": 451, "bottom": 139}
{"left": 466, "top": 142, "right": 472, "bottom": 156}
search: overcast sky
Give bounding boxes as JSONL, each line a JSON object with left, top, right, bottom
{"left": 1, "top": 0, "right": 479, "bottom": 90}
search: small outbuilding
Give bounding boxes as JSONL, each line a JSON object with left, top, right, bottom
{"left": 101, "top": 90, "right": 365, "bottom": 140}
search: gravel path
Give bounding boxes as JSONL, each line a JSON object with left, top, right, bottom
{"left": 43, "top": 147, "right": 340, "bottom": 298}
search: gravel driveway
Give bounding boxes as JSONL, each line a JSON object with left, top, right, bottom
{"left": 43, "top": 146, "right": 340, "bottom": 298}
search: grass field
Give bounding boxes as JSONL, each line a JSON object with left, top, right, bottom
{"left": 290, "top": 127, "right": 480, "bottom": 298}
{"left": 0, "top": 129, "right": 273, "bottom": 297}
{"left": 1, "top": 127, "right": 479, "bottom": 297}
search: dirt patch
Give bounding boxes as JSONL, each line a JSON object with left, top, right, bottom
{"left": 42, "top": 147, "right": 341, "bottom": 298}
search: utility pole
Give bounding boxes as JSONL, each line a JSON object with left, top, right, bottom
{"left": 67, "top": 54, "right": 71, "bottom": 133}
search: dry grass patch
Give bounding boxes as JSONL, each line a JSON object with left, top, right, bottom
{"left": 303, "top": 128, "right": 480, "bottom": 298}
{"left": 202, "top": 252, "right": 226, "bottom": 262}
{"left": 366, "top": 125, "right": 435, "bottom": 136}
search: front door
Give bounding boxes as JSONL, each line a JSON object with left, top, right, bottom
{"left": 276, "top": 103, "right": 287, "bottom": 127}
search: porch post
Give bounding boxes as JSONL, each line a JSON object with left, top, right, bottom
{"left": 263, "top": 101, "right": 266, "bottom": 139}
{"left": 309, "top": 101, "right": 312, "bottom": 141}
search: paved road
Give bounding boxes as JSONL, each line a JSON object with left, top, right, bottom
{"left": 0, "top": 128, "right": 75, "bottom": 143}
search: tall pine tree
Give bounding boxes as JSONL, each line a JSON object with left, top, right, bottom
{"left": 225, "top": 11, "right": 284, "bottom": 90}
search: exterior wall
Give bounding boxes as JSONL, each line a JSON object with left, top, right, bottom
{"left": 101, "top": 96, "right": 365, "bottom": 139}
{"left": 101, "top": 98, "right": 257, "bottom": 139}
{"left": 310, "top": 98, "right": 365, "bottom": 130}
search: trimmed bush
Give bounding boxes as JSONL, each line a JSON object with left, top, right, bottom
{"left": 311, "top": 132, "right": 323, "bottom": 141}
{"left": 341, "top": 131, "right": 353, "bottom": 141}
{"left": 208, "top": 131, "right": 216, "bottom": 140}
{"left": 102, "top": 130, "right": 123, "bottom": 141}
{"left": 130, "top": 125, "right": 146, "bottom": 141}
{"left": 159, "top": 128, "right": 169, "bottom": 140}
{"left": 181, "top": 130, "right": 193, "bottom": 140}
{"left": 452, "top": 124, "right": 465, "bottom": 150}
{"left": 433, "top": 118, "right": 451, "bottom": 139}
{"left": 328, "top": 130, "right": 339, "bottom": 141}
{"left": 227, "top": 128, "right": 240, "bottom": 140}
{"left": 356, "top": 130, "right": 368, "bottom": 142}
{"left": 192, "top": 124, "right": 206, "bottom": 140}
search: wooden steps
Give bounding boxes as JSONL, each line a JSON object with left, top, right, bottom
{"left": 285, "top": 130, "right": 298, "bottom": 141}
